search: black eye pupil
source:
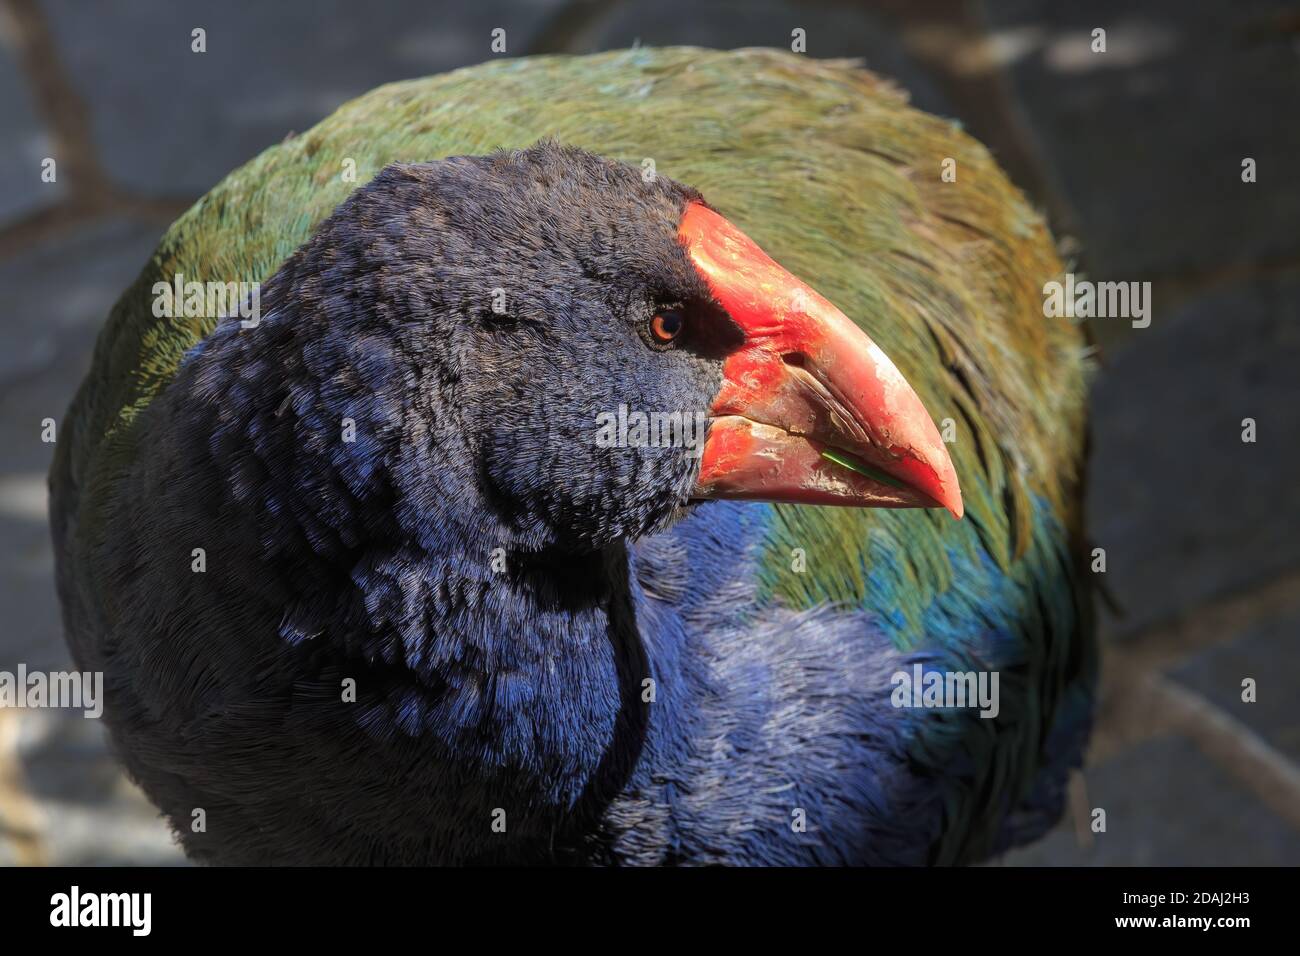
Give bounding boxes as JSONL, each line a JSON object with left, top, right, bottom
{"left": 649, "top": 309, "right": 686, "bottom": 346}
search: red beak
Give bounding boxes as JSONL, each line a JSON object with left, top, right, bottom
{"left": 680, "top": 203, "right": 963, "bottom": 519}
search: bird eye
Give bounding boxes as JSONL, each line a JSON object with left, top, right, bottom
{"left": 649, "top": 310, "right": 685, "bottom": 346}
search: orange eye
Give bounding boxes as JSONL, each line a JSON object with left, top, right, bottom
{"left": 650, "top": 310, "right": 684, "bottom": 345}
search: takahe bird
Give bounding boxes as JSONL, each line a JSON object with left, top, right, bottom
{"left": 50, "top": 48, "right": 1095, "bottom": 865}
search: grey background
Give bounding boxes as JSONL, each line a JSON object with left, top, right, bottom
{"left": 0, "top": 0, "right": 1296, "bottom": 865}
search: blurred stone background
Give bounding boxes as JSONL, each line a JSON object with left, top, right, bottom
{"left": 1, "top": 0, "right": 1296, "bottom": 865}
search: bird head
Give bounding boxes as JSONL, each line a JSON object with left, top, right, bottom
{"left": 288, "top": 143, "right": 961, "bottom": 553}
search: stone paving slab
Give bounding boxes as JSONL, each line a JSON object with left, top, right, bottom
{"left": 1004, "top": 735, "right": 1300, "bottom": 865}
{"left": 15, "top": 709, "right": 185, "bottom": 865}
{"left": 40, "top": 0, "right": 565, "bottom": 198}
{"left": 1087, "top": 275, "right": 1300, "bottom": 638}
{"left": 0, "top": 217, "right": 159, "bottom": 383}
{"left": 982, "top": 0, "right": 1300, "bottom": 279}
{"left": 0, "top": 40, "right": 63, "bottom": 226}
{"left": 1170, "top": 601, "right": 1300, "bottom": 764}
